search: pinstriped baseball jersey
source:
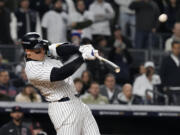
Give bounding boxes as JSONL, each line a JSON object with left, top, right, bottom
{"left": 25, "top": 56, "right": 77, "bottom": 102}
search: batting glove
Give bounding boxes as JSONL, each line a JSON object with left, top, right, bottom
{"left": 79, "top": 44, "right": 94, "bottom": 53}
{"left": 81, "top": 49, "right": 98, "bottom": 60}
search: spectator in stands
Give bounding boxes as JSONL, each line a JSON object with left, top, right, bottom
{"left": 86, "top": 56, "right": 109, "bottom": 84}
{"left": 114, "top": 0, "right": 135, "bottom": 41}
{"left": 30, "top": 0, "right": 53, "bottom": 19}
{"left": 13, "top": 68, "right": 28, "bottom": 88}
{"left": 138, "top": 64, "right": 146, "bottom": 76}
{"left": 42, "top": 0, "right": 68, "bottom": 43}
{"left": 165, "top": 22, "right": 180, "bottom": 52}
{"left": 73, "top": 78, "right": 83, "bottom": 96}
{"left": 100, "top": 73, "right": 121, "bottom": 104}
{"left": 81, "top": 82, "right": 109, "bottom": 104}
{"left": 20, "top": 68, "right": 28, "bottom": 83}
{"left": 109, "top": 25, "right": 133, "bottom": 49}
{"left": 160, "top": 40, "right": 180, "bottom": 105}
{"left": 133, "top": 61, "right": 161, "bottom": 104}
{"left": 0, "top": 106, "right": 32, "bottom": 135}
{"left": 153, "top": 0, "right": 167, "bottom": 13}
{"left": 15, "top": 84, "right": 42, "bottom": 102}
{"left": 0, "top": 69, "right": 16, "bottom": 101}
{"left": 81, "top": 70, "right": 92, "bottom": 94}
{"left": 71, "top": 31, "right": 81, "bottom": 46}
{"left": 129, "top": 0, "right": 160, "bottom": 49}
{"left": 31, "top": 121, "right": 47, "bottom": 135}
{"left": 0, "top": 0, "right": 13, "bottom": 44}
{"left": 133, "top": 64, "right": 146, "bottom": 80}
{"left": 15, "top": 0, "right": 41, "bottom": 39}
{"left": 96, "top": 36, "right": 111, "bottom": 58}
{"left": 109, "top": 27, "right": 133, "bottom": 84}
{"left": 164, "top": 0, "right": 180, "bottom": 30}
{"left": 0, "top": 53, "right": 9, "bottom": 70}
{"left": 0, "top": 66, "right": 11, "bottom": 101}
{"left": 89, "top": 0, "right": 115, "bottom": 42}
{"left": 117, "top": 83, "right": 143, "bottom": 105}
{"left": 67, "top": 0, "right": 94, "bottom": 40}
{"left": 87, "top": 60, "right": 109, "bottom": 84}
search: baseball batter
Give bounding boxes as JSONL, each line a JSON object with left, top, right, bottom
{"left": 21, "top": 32, "right": 100, "bottom": 135}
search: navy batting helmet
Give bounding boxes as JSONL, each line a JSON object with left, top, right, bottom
{"left": 22, "top": 32, "right": 49, "bottom": 50}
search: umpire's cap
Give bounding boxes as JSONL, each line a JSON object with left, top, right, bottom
{"left": 22, "top": 32, "right": 49, "bottom": 50}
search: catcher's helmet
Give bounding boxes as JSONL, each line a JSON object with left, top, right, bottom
{"left": 22, "top": 32, "right": 49, "bottom": 50}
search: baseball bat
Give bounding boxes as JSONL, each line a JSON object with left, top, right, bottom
{"left": 95, "top": 54, "right": 120, "bottom": 73}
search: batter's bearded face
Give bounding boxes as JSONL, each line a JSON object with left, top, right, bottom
{"left": 25, "top": 48, "right": 45, "bottom": 61}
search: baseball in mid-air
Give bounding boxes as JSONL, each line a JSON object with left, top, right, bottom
{"left": 159, "top": 14, "right": 168, "bottom": 23}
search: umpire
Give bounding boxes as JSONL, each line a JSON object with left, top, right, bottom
{"left": 0, "top": 106, "right": 32, "bottom": 135}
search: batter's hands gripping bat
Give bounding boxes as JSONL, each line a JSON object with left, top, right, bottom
{"left": 94, "top": 51, "right": 120, "bottom": 73}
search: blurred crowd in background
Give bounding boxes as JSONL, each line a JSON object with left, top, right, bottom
{"left": 0, "top": 0, "right": 180, "bottom": 106}
{"left": 0, "top": 105, "right": 48, "bottom": 135}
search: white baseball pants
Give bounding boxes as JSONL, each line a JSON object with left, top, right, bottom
{"left": 48, "top": 97, "right": 100, "bottom": 135}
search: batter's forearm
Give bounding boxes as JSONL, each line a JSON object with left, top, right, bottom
{"left": 56, "top": 43, "right": 81, "bottom": 56}
{"left": 50, "top": 56, "right": 84, "bottom": 82}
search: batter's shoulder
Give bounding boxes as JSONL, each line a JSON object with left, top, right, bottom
{"left": 25, "top": 61, "right": 44, "bottom": 76}
{"left": 25, "top": 61, "right": 43, "bottom": 70}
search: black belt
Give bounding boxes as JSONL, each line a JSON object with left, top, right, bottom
{"left": 58, "top": 97, "right": 70, "bottom": 102}
{"left": 57, "top": 94, "right": 79, "bottom": 102}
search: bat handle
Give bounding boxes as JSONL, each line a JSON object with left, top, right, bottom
{"left": 94, "top": 54, "right": 103, "bottom": 61}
